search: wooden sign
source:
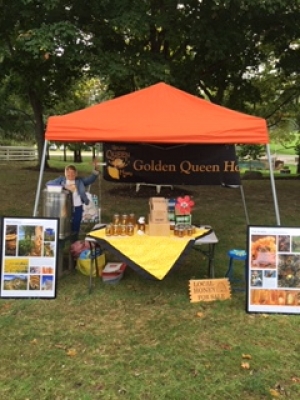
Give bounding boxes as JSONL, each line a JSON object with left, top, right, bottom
{"left": 189, "top": 278, "right": 231, "bottom": 303}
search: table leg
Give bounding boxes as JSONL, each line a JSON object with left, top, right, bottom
{"left": 208, "top": 243, "right": 215, "bottom": 278}
{"left": 88, "top": 242, "right": 94, "bottom": 294}
{"left": 88, "top": 241, "right": 102, "bottom": 294}
{"left": 193, "top": 242, "right": 216, "bottom": 279}
{"left": 88, "top": 242, "right": 99, "bottom": 294}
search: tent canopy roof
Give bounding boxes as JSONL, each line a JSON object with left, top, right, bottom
{"left": 45, "top": 82, "right": 269, "bottom": 144}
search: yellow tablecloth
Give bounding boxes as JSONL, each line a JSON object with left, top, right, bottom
{"left": 88, "top": 227, "right": 210, "bottom": 280}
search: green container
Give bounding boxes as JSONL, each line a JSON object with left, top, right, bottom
{"left": 175, "top": 214, "right": 192, "bottom": 225}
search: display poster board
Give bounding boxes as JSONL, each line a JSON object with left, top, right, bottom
{"left": 0, "top": 216, "right": 59, "bottom": 299}
{"left": 247, "top": 226, "right": 300, "bottom": 314}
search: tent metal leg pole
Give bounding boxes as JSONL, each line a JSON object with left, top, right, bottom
{"left": 33, "top": 140, "right": 48, "bottom": 216}
{"left": 266, "top": 144, "right": 281, "bottom": 225}
{"left": 96, "top": 143, "right": 103, "bottom": 223}
{"left": 240, "top": 185, "right": 250, "bottom": 225}
{"left": 221, "top": 182, "right": 249, "bottom": 224}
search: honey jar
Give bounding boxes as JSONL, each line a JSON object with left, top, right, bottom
{"left": 113, "top": 213, "right": 120, "bottom": 224}
{"left": 121, "top": 214, "right": 128, "bottom": 225}
{"left": 120, "top": 224, "right": 127, "bottom": 236}
{"left": 129, "top": 213, "right": 136, "bottom": 226}
{"left": 126, "top": 223, "right": 134, "bottom": 236}
{"left": 113, "top": 224, "right": 121, "bottom": 236}
{"left": 105, "top": 224, "right": 112, "bottom": 236}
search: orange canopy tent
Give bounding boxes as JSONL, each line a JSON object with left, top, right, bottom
{"left": 45, "top": 82, "right": 268, "bottom": 144}
{"left": 35, "top": 82, "right": 280, "bottom": 224}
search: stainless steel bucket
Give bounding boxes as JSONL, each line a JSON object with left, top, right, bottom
{"left": 42, "top": 189, "right": 72, "bottom": 239}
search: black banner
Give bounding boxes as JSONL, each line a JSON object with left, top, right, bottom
{"left": 103, "top": 143, "right": 241, "bottom": 186}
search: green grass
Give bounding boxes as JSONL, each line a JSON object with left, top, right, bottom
{"left": 268, "top": 142, "right": 298, "bottom": 156}
{"left": 0, "top": 160, "right": 300, "bottom": 399}
{"left": 241, "top": 165, "right": 298, "bottom": 178}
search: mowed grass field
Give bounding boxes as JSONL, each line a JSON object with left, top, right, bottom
{"left": 0, "top": 159, "right": 300, "bottom": 400}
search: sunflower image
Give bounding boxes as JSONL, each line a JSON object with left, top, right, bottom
{"left": 107, "top": 158, "right": 127, "bottom": 180}
{"left": 251, "top": 236, "right": 276, "bottom": 268}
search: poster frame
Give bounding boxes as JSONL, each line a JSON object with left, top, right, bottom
{"left": 0, "top": 216, "right": 59, "bottom": 299}
{"left": 247, "top": 225, "right": 300, "bottom": 315}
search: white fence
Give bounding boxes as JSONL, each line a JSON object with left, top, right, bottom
{"left": 0, "top": 146, "right": 38, "bottom": 161}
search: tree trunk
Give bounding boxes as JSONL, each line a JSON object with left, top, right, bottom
{"left": 28, "top": 89, "right": 49, "bottom": 169}
{"left": 297, "top": 152, "right": 300, "bottom": 174}
{"left": 74, "top": 149, "right": 82, "bottom": 163}
{"left": 63, "top": 146, "right": 67, "bottom": 162}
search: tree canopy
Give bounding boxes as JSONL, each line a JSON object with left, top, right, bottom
{"left": 0, "top": 0, "right": 300, "bottom": 165}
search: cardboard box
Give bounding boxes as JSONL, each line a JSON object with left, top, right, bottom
{"left": 151, "top": 213, "right": 168, "bottom": 223}
{"left": 149, "top": 197, "right": 168, "bottom": 223}
{"left": 149, "top": 212, "right": 168, "bottom": 223}
{"left": 149, "top": 197, "right": 167, "bottom": 209}
{"left": 148, "top": 221, "right": 170, "bottom": 236}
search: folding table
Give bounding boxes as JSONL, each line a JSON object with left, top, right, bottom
{"left": 85, "top": 224, "right": 218, "bottom": 293}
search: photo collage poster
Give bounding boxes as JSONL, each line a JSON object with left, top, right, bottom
{"left": 247, "top": 226, "right": 300, "bottom": 314}
{"left": 0, "top": 217, "right": 59, "bottom": 299}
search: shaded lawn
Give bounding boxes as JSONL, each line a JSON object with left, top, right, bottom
{"left": 0, "top": 162, "right": 299, "bottom": 399}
